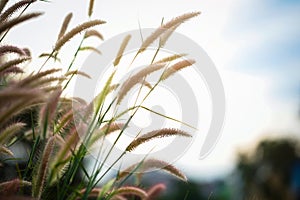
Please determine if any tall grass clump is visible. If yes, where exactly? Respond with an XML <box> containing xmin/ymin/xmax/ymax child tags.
<box><xmin>0</xmin><ymin>0</ymin><xmax>200</xmax><ymax>199</ymax></box>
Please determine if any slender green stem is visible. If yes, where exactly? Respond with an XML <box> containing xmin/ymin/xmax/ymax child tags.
<box><xmin>63</xmin><ymin>36</ymin><xmax>85</xmax><ymax>90</ymax></box>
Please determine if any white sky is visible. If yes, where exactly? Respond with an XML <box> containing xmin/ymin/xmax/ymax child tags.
<box><xmin>5</xmin><ymin>0</ymin><xmax>300</xmax><ymax>179</ymax></box>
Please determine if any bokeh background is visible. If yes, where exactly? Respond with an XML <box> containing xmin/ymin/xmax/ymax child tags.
<box><xmin>4</xmin><ymin>0</ymin><xmax>300</xmax><ymax>199</ymax></box>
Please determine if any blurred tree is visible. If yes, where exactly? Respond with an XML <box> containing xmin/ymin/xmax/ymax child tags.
<box><xmin>237</xmin><ymin>138</ymin><xmax>300</xmax><ymax>200</ymax></box>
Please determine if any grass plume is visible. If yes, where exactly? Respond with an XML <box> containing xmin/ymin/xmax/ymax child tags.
<box><xmin>79</xmin><ymin>46</ymin><xmax>101</xmax><ymax>55</ymax></box>
<box><xmin>146</xmin><ymin>183</ymin><xmax>166</xmax><ymax>200</ymax></box>
<box><xmin>115</xmin><ymin>186</ymin><xmax>148</xmax><ymax>199</ymax></box>
<box><xmin>57</xmin><ymin>12</ymin><xmax>73</xmax><ymax>40</ymax></box>
<box><xmin>0</xmin><ymin>6</ymin><xmax>201</xmax><ymax>199</ymax></box>
<box><xmin>117</xmin><ymin>63</ymin><xmax>165</xmax><ymax>104</ymax></box>
<box><xmin>154</xmin><ymin>53</ymin><xmax>187</xmax><ymax>64</ymax></box>
<box><xmin>0</xmin><ymin>0</ymin><xmax>35</xmax><ymax>22</ymax></box>
<box><xmin>118</xmin><ymin>158</ymin><xmax>187</xmax><ymax>182</ymax></box>
<box><xmin>65</xmin><ymin>70</ymin><xmax>91</xmax><ymax>79</ymax></box>
<box><xmin>54</xmin><ymin>19</ymin><xmax>106</xmax><ymax>52</ymax></box>
<box><xmin>0</xmin><ymin>57</ymin><xmax>30</xmax><ymax>73</ymax></box>
<box><xmin>113</xmin><ymin>34</ymin><xmax>131</xmax><ymax>66</ymax></box>
<box><xmin>126</xmin><ymin>128</ymin><xmax>191</xmax><ymax>152</ymax></box>
<box><xmin>0</xmin><ymin>0</ymin><xmax>9</xmax><ymax>14</ymax></box>
<box><xmin>134</xmin><ymin>12</ymin><xmax>200</xmax><ymax>59</ymax></box>
<box><xmin>0</xmin><ymin>179</ymin><xmax>32</xmax><ymax>196</ymax></box>
<box><xmin>32</xmin><ymin>135</ymin><xmax>56</xmax><ymax>199</ymax></box>
<box><xmin>161</xmin><ymin>59</ymin><xmax>195</xmax><ymax>80</ymax></box>
<box><xmin>0</xmin><ymin>12</ymin><xmax>43</xmax><ymax>35</ymax></box>
<box><xmin>0</xmin><ymin>122</ymin><xmax>25</xmax><ymax>144</ymax></box>
<box><xmin>88</xmin><ymin>0</ymin><xmax>95</xmax><ymax>17</ymax></box>
<box><xmin>0</xmin><ymin>45</ymin><xmax>26</xmax><ymax>56</ymax></box>
<box><xmin>84</xmin><ymin>29</ymin><xmax>104</xmax><ymax>40</ymax></box>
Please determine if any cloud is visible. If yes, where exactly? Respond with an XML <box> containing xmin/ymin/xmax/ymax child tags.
<box><xmin>226</xmin><ymin>0</ymin><xmax>300</xmax><ymax>99</ymax></box>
